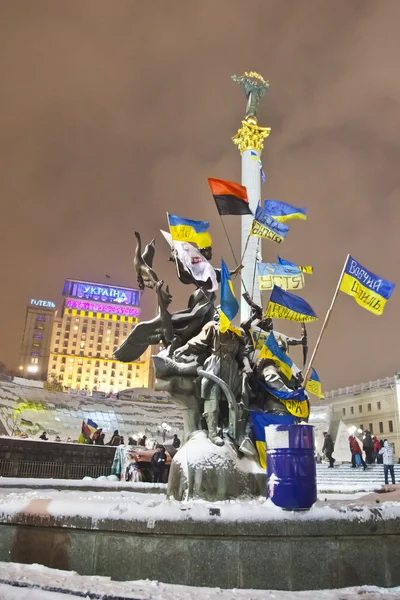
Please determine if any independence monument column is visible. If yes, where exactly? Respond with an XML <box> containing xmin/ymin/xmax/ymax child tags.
<box><xmin>232</xmin><ymin>72</ymin><xmax>271</xmax><ymax>321</ymax></box>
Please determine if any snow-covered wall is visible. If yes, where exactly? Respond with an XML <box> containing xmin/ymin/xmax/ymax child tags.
<box><xmin>0</xmin><ymin>381</ymin><xmax>183</xmax><ymax>441</ymax></box>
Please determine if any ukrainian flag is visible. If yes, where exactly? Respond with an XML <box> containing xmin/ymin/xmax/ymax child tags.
<box><xmin>259</xmin><ymin>381</ymin><xmax>310</xmax><ymax>419</ymax></box>
<box><xmin>306</xmin><ymin>368</ymin><xmax>324</xmax><ymax>399</ymax></box>
<box><xmin>258</xmin><ymin>332</ymin><xmax>293</xmax><ymax>380</ymax></box>
<box><xmin>250</xmin><ymin>411</ymin><xmax>296</xmax><ymax>469</ymax></box>
<box><xmin>339</xmin><ymin>255</ymin><xmax>395</xmax><ymax>316</ymax></box>
<box><xmin>220</xmin><ymin>259</ymin><xmax>241</xmax><ymax>335</ymax></box>
<box><xmin>265</xmin><ymin>286</ymin><xmax>318</xmax><ymax>323</ymax></box>
<box><xmin>250</xmin><ymin>204</ymin><xmax>290</xmax><ymax>243</ymax></box>
<box><xmin>168</xmin><ymin>214</ymin><xmax>212</xmax><ymax>248</ymax></box>
<box><xmin>277</xmin><ymin>256</ymin><xmax>313</xmax><ymax>275</ymax></box>
<box><xmin>87</xmin><ymin>418</ymin><xmax>99</xmax><ymax>433</ymax></box>
<box><xmin>264</xmin><ymin>200</ymin><xmax>307</xmax><ymax>222</ymax></box>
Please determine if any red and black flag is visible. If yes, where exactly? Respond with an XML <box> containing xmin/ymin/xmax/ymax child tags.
<box><xmin>208</xmin><ymin>178</ymin><xmax>253</xmax><ymax>216</ymax></box>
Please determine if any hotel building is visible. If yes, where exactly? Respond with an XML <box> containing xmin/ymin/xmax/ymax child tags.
<box><xmin>47</xmin><ymin>279</ymin><xmax>153</xmax><ymax>394</ymax></box>
<box><xmin>19</xmin><ymin>299</ymin><xmax>56</xmax><ymax>379</ymax></box>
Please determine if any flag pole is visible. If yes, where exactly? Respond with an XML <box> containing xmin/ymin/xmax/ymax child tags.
<box><xmin>166</xmin><ymin>212</ymin><xmax>181</xmax><ymax>280</ymax></box>
<box><xmin>303</xmin><ymin>254</ymin><xmax>349</xmax><ymax>386</ymax></box>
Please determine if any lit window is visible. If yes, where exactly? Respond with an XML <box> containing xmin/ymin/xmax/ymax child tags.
<box><xmin>74</xmin><ymin>326</ymin><xmax>79</xmax><ymax>331</ymax></box>
<box><xmin>69</xmin><ymin>366</ymin><xmax>73</xmax><ymax>371</ymax></box>
<box><xmin>70</xmin><ymin>358</ymin><xmax>74</xmax><ymax>362</ymax></box>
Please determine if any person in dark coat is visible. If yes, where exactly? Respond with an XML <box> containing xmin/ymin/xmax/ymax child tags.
<box><xmin>151</xmin><ymin>445</ymin><xmax>167</xmax><ymax>483</ymax></box>
<box><xmin>39</xmin><ymin>432</ymin><xmax>48</xmax><ymax>441</ymax></box>
<box><xmin>363</xmin><ymin>431</ymin><xmax>374</xmax><ymax>464</ymax></box>
<box><xmin>322</xmin><ymin>431</ymin><xmax>335</xmax><ymax>468</ymax></box>
<box><xmin>139</xmin><ymin>435</ymin><xmax>147</xmax><ymax>447</ymax></box>
<box><xmin>108</xmin><ymin>430</ymin><xmax>122</xmax><ymax>446</ymax></box>
<box><xmin>349</xmin><ymin>434</ymin><xmax>367</xmax><ymax>470</ymax></box>
<box><xmin>172</xmin><ymin>434</ymin><xmax>181</xmax><ymax>449</ymax></box>
<box><xmin>95</xmin><ymin>433</ymin><xmax>105</xmax><ymax>445</ymax></box>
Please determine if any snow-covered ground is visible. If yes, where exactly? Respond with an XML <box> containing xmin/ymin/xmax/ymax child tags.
<box><xmin>0</xmin><ymin>563</ymin><xmax>399</xmax><ymax>599</ymax></box>
<box><xmin>0</xmin><ymin>483</ymin><xmax>399</xmax><ymax>524</ymax></box>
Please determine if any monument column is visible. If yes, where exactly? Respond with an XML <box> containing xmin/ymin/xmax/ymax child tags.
<box><xmin>232</xmin><ymin>72</ymin><xmax>271</xmax><ymax>321</ymax></box>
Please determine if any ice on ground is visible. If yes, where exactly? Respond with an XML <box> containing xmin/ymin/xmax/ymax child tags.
<box><xmin>0</xmin><ymin>562</ymin><xmax>400</xmax><ymax>599</ymax></box>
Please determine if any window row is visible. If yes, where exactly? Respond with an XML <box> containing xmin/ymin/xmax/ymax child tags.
<box><xmin>358</xmin><ymin>421</ymin><xmax>394</xmax><ymax>435</ymax></box>
<box><xmin>342</xmin><ymin>401</ymin><xmax>381</xmax><ymax>416</ymax></box>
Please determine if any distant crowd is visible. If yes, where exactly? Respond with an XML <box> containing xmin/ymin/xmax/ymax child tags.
<box><xmin>320</xmin><ymin>430</ymin><xmax>397</xmax><ymax>485</ymax></box>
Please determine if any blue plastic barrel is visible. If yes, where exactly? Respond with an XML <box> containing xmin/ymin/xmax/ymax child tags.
<box><xmin>265</xmin><ymin>424</ymin><xmax>316</xmax><ymax>510</ymax></box>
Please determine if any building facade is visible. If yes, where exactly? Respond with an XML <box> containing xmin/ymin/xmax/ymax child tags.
<box><xmin>19</xmin><ymin>299</ymin><xmax>56</xmax><ymax>380</ymax></box>
<box><xmin>319</xmin><ymin>374</ymin><xmax>400</xmax><ymax>459</ymax></box>
<box><xmin>47</xmin><ymin>279</ymin><xmax>153</xmax><ymax>394</ymax></box>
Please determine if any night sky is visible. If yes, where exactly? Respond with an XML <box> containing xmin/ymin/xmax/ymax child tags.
<box><xmin>1</xmin><ymin>0</ymin><xmax>400</xmax><ymax>390</ymax></box>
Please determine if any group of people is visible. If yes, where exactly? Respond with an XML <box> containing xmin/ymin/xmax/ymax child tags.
<box><xmin>322</xmin><ymin>430</ymin><xmax>396</xmax><ymax>485</ymax></box>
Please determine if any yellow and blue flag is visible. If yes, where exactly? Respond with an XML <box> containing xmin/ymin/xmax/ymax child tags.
<box><xmin>257</xmin><ymin>262</ymin><xmax>304</xmax><ymax>291</ymax></box>
<box><xmin>168</xmin><ymin>214</ymin><xmax>212</xmax><ymax>248</ymax></box>
<box><xmin>250</xmin><ymin>204</ymin><xmax>290</xmax><ymax>244</ymax></box>
<box><xmin>265</xmin><ymin>286</ymin><xmax>318</xmax><ymax>323</ymax></box>
<box><xmin>258</xmin><ymin>380</ymin><xmax>309</xmax><ymax>419</ymax></box>
<box><xmin>277</xmin><ymin>256</ymin><xmax>313</xmax><ymax>275</ymax></box>
<box><xmin>305</xmin><ymin>368</ymin><xmax>324</xmax><ymax>399</ymax></box>
<box><xmin>87</xmin><ymin>418</ymin><xmax>99</xmax><ymax>433</ymax></box>
<box><xmin>250</xmin><ymin>150</ymin><xmax>266</xmax><ymax>182</ymax></box>
<box><xmin>339</xmin><ymin>255</ymin><xmax>395</xmax><ymax>316</ymax></box>
<box><xmin>249</xmin><ymin>411</ymin><xmax>296</xmax><ymax>469</ymax></box>
<box><xmin>258</xmin><ymin>332</ymin><xmax>293</xmax><ymax>380</ymax></box>
<box><xmin>264</xmin><ymin>200</ymin><xmax>307</xmax><ymax>222</ymax></box>
<box><xmin>220</xmin><ymin>259</ymin><xmax>241</xmax><ymax>335</ymax></box>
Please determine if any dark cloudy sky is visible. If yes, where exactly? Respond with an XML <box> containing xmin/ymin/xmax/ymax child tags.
<box><xmin>1</xmin><ymin>0</ymin><xmax>400</xmax><ymax>390</ymax></box>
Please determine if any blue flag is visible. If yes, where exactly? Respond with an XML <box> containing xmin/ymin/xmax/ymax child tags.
<box><xmin>250</xmin><ymin>411</ymin><xmax>296</xmax><ymax>469</ymax></box>
<box><xmin>265</xmin><ymin>286</ymin><xmax>318</xmax><ymax>323</ymax></box>
<box><xmin>264</xmin><ymin>200</ymin><xmax>307</xmax><ymax>222</ymax></box>
<box><xmin>220</xmin><ymin>259</ymin><xmax>241</xmax><ymax>335</ymax></box>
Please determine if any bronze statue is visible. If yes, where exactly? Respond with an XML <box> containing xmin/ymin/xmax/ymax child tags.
<box><xmin>134</xmin><ymin>231</ymin><xmax>158</xmax><ymax>290</ymax></box>
<box><xmin>173</xmin><ymin>312</ymin><xmax>252</xmax><ymax>446</ymax></box>
<box><xmin>232</xmin><ymin>72</ymin><xmax>269</xmax><ymax>122</ymax></box>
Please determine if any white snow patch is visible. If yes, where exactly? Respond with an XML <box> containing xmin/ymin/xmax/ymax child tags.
<box><xmin>0</xmin><ymin>562</ymin><xmax>400</xmax><ymax>599</ymax></box>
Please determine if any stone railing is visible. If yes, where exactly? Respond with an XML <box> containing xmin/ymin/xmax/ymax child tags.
<box><xmin>325</xmin><ymin>376</ymin><xmax>396</xmax><ymax>400</ymax></box>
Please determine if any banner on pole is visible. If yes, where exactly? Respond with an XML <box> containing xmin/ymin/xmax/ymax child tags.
<box><xmin>257</xmin><ymin>262</ymin><xmax>304</xmax><ymax>291</ymax></box>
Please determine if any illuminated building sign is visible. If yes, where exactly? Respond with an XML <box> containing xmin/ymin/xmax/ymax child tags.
<box><xmin>31</xmin><ymin>299</ymin><xmax>56</xmax><ymax>308</ymax></box>
<box><xmin>66</xmin><ymin>298</ymin><xmax>139</xmax><ymax>318</ymax></box>
<box><xmin>63</xmin><ymin>280</ymin><xmax>140</xmax><ymax>307</ymax></box>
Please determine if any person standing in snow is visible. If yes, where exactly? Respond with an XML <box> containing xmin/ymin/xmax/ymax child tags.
<box><xmin>379</xmin><ymin>439</ymin><xmax>396</xmax><ymax>485</ymax></box>
<box><xmin>322</xmin><ymin>432</ymin><xmax>335</xmax><ymax>468</ymax></box>
<box><xmin>372</xmin><ymin>435</ymin><xmax>381</xmax><ymax>463</ymax></box>
<box><xmin>363</xmin><ymin>431</ymin><xmax>374</xmax><ymax>464</ymax></box>
<box><xmin>151</xmin><ymin>445</ymin><xmax>167</xmax><ymax>483</ymax></box>
<box><xmin>349</xmin><ymin>434</ymin><xmax>367</xmax><ymax>470</ymax></box>
<box><xmin>172</xmin><ymin>434</ymin><xmax>181</xmax><ymax>449</ymax></box>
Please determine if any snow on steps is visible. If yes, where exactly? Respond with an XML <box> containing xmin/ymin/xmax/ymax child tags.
<box><xmin>317</xmin><ymin>463</ymin><xmax>400</xmax><ymax>493</ymax></box>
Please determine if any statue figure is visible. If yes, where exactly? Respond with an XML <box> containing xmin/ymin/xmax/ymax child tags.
<box><xmin>134</xmin><ymin>231</ymin><xmax>158</xmax><ymax>290</ymax></box>
<box><xmin>114</xmin><ymin>280</ymin><xmax>173</xmax><ymax>362</ymax></box>
<box><xmin>231</xmin><ymin>72</ymin><xmax>269</xmax><ymax>122</ymax></box>
<box><xmin>173</xmin><ymin>311</ymin><xmax>252</xmax><ymax>446</ymax></box>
